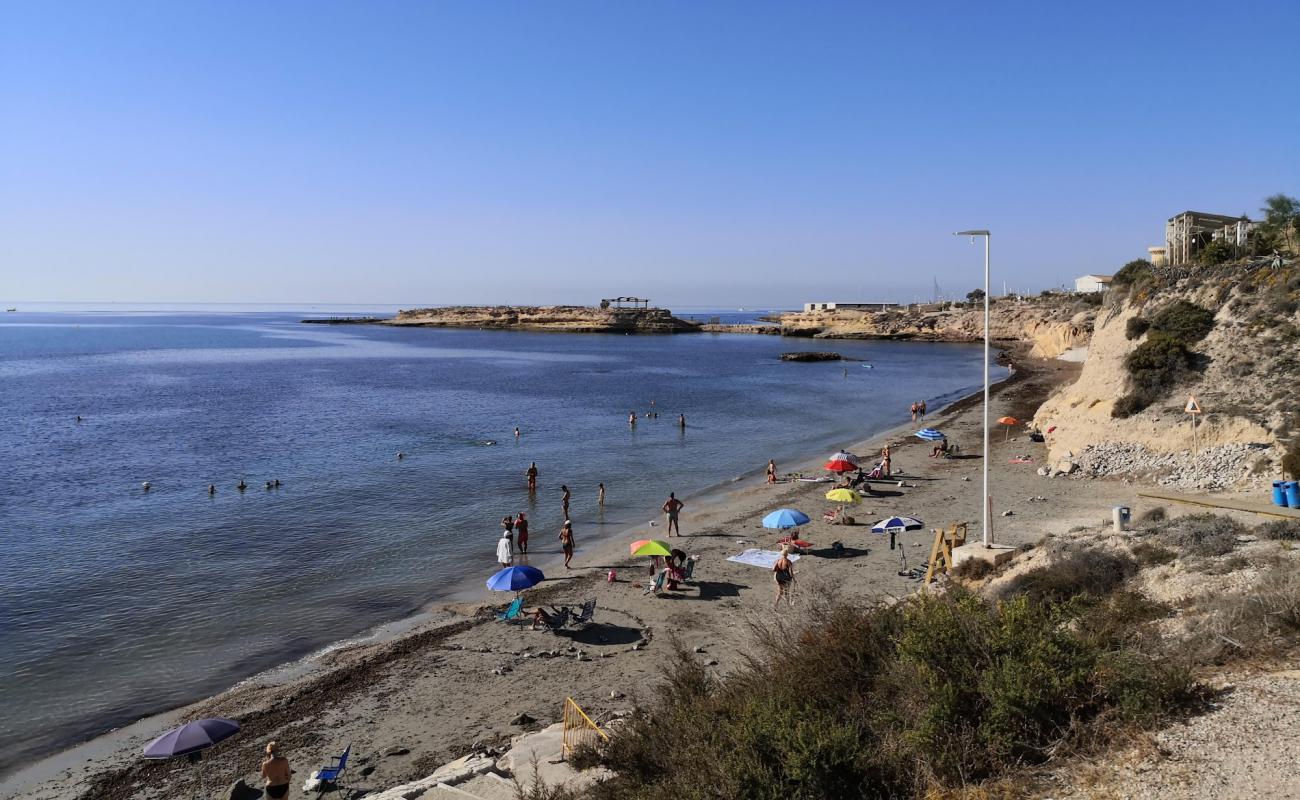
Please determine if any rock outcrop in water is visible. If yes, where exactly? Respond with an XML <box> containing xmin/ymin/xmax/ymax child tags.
<box><xmin>364</xmin><ymin>306</ymin><xmax>700</xmax><ymax>334</ymax></box>
<box><xmin>780</xmin><ymin>351</ymin><xmax>843</xmax><ymax>362</ymax></box>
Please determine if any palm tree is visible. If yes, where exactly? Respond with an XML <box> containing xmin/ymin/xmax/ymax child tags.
<box><xmin>1260</xmin><ymin>194</ymin><xmax>1300</xmax><ymax>253</ymax></box>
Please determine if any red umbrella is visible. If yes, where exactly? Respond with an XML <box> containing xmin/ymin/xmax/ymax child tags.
<box><xmin>824</xmin><ymin>450</ymin><xmax>859</xmax><ymax>473</ymax></box>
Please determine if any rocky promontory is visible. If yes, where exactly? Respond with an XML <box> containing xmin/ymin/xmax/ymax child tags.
<box><xmin>322</xmin><ymin>305</ymin><xmax>702</xmax><ymax>334</ymax></box>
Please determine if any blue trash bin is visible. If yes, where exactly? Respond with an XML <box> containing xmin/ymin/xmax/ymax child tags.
<box><xmin>1275</xmin><ymin>481</ymin><xmax>1289</xmax><ymax>507</ymax></box>
<box><xmin>1287</xmin><ymin>481</ymin><xmax>1300</xmax><ymax>510</ymax></box>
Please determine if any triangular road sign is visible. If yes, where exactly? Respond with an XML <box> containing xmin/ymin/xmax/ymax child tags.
<box><xmin>1185</xmin><ymin>396</ymin><xmax>1202</xmax><ymax>414</ymax></box>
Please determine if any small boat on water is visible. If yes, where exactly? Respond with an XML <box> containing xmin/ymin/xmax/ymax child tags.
<box><xmin>5</xmin><ymin>308</ymin><xmax>15</xmax><ymax>312</ymax></box>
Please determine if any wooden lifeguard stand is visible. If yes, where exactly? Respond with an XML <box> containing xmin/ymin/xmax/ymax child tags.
<box><xmin>924</xmin><ymin>523</ymin><xmax>968</xmax><ymax>583</ymax></box>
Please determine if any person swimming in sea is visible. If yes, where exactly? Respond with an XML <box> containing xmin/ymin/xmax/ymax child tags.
<box><xmin>514</xmin><ymin>426</ymin><xmax>521</xmax><ymax>438</ymax></box>
<box><xmin>208</xmin><ymin>484</ymin><xmax>216</xmax><ymax>495</ymax></box>
<box><xmin>237</xmin><ymin>480</ymin><xmax>247</xmax><ymax>491</ymax></box>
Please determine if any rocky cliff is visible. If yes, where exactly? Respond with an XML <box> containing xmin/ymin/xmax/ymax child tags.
<box><xmin>777</xmin><ymin>298</ymin><xmax>1094</xmax><ymax>359</ymax></box>
<box><xmin>382</xmin><ymin>305</ymin><xmax>700</xmax><ymax>333</ymax></box>
<box><xmin>1033</xmin><ymin>259</ymin><xmax>1299</xmax><ymax>488</ymax></box>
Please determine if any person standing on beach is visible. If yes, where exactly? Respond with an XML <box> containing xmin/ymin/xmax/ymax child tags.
<box><xmin>559</xmin><ymin>520</ymin><xmax>575</xmax><ymax>568</ymax></box>
<box><xmin>662</xmin><ymin>492</ymin><xmax>684</xmax><ymax>536</ymax></box>
<box><xmin>919</xmin><ymin>400</ymin><xmax>927</xmax><ymax>420</ymax></box>
<box><xmin>881</xmin><ymin>446</ymin><xmax>892</xmax><ymax>477</ymax></box>
<box><xmin>502</xmin><ymin>515</ymin><xmax>515</xmax><ymax>542</ymax></box>
<box><xmin>561</xmin><ymin>484</ymin><xmax>571</xmax><ymax>517</ymax></box>
<box><xmin>514</xmin><ymin>512</ymin><xmax>529</xmax><ymax>554</ymax></box>
<box><xmin>772</xmin><ymin>546</ymin><xmax>795</xmax><ymax>608</ymax></box>
<box><xmin>261</xmin><ymin>742</ymin><xmax>291</xmax><ymax>799</ymax></box>
<box><xmin>496</xmin><ymin>530</ymin><xmax>514</xmax><ymax>568</ymax></box>
<box><xmin>766</xmin><ymin>459</ymin><xmax>777</xmax><ymax>484</ymax></box>
<box><xmin>526</xmin><ymin>462</ymin><xmax>538</xmax><ymax>492</ymax></box>
<box><xmin>910</xmin><ymin>402</ymin><xmax>918</xmax><ymax>423</ymax></box>
<box><xmin>598</xmin><ymin>482</ymin><xmax>605</xmax><ymax>507</ymax></box>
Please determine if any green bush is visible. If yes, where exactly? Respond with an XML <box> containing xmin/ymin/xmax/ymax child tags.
<box><xmin>588</xmin><ymin>586</ymin><xmax>1196</xmax><ymax>800</ymax></box>
<box><xmin>1113</xmin><ymin>332</ymin><xmax>1192</xmax><ymax>416</ymax></box>
<box><xmin>1198</xmin><ymin>239</ymin><xmax>1234</xmax><ymax>265</ymax></box>
<box><xmin>1149</xmin><ymin>301</ymin><xmax>1215</xmax><ymax>344</ymax></box>
<box><xmin>1112</xmin><ymin>259</ymin><xmax>1154</xmax><ymax>287</ymax></box>
<box><xmin>1125</xmin><ymin>316</ymin><xmax>1150</xmax><ymax>340</ymax></box>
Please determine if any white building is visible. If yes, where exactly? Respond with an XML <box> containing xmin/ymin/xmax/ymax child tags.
<box><xmin>1073</xmin><ymin>274</ymin><xmax>1113</xmax><ymax>293</ymax></box>
<box><xmin>802</xmin><ymin>301</ymin><xmax>900</xmax><ymax>312</ymax></box>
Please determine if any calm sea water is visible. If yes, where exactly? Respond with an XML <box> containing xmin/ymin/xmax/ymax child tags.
<box><xmin>0</xmin><ymin>307</ymin><xmax>991</xmax><ymax>773</ymax></box>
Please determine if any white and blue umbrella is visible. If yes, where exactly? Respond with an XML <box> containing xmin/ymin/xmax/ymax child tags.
<box><xmin>871</xmin><ymin>516</ymin><xmax>923</xmax><ymax>533</ymax></box>
<box><xmin>914</xmin><ymin>428</ymin><xmax>946</xmax><ymax>441</ymax></box>
<box><xmin>762</xmin><ymin>508</ymin><xmax>811</xmax><ymax>529</ymax></box>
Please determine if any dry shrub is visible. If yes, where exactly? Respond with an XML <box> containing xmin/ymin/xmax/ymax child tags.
<box><xmin>1130</xmin><ymin>541</ymin><xmax>1176</xmax><ymax>567</ymax></box>
<box><xmin>1256</xmin><ymin>519</ymin><xmax>1300</xmax><ymax>541</ymax></box>
<box><xmin>998</xmin><ymin>543</ymin><xmax>1137</xmax><ymax>605</ymax></box>
<box><xmin>953</xmin><ymin>557</ymin><xmax>995</xmax><ymax>581</ymax></box>
<box><xmin>1153</xmin><ymin>513</ymin><xmax>1243</xmax><ymax>557</ymax></box>
<box><xmin>1184</xmin><ymin>562</ymin><xmax>1300</xmax><ymax>664</ymax></box>
<box><xmin>1137</xmin><ymin>507</ymin><xmax>1166</xmax><ymax>525</ymax></box>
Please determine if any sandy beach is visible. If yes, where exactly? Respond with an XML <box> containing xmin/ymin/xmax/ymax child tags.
<box><xmin>2</xmin><ymin>352</ymin><xmax>1152</xmax><ymax>800</ymax></box>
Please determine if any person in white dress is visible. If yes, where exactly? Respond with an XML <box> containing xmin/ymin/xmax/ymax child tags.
<box><xmin>496</xmin><ymin>530</ymin><xmax>513</xmax><ymax>568</ymax></box>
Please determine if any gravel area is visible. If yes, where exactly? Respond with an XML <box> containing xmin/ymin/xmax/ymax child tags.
<box><xmin>1069</xmin><ymin>442</ymin><xmax>1271</xmax><ymax>491</ymax></box>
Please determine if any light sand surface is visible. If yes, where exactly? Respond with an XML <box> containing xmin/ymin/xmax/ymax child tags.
<box><xmin>6</xmin><ymin>356</ymin><xmax>1157</xmax><ymax>800</ymax></box>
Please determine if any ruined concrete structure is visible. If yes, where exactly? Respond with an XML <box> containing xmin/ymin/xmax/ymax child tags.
<box><xmin>1165</xmin><ymin>211</ymin><xmax>1256</xmax><ymax>266</ymax></box>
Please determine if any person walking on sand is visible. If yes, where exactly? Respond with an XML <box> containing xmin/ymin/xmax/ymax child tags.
<box><xmin>766</xmin><ymin>459</ymin><xmax>777</xmax><ymax>484</ymax></box>
<box><xmin>560</xmin><ymin>484</ymin><xmax>571</xmax><ymax>517</ymax></box>
<box><xmin>597</xmin><ymin>482</ymin><xmax>605</xmax><ymax>507</ymax></box>
<box><xmin>261</xmin><ymin>742</ymin><xmax>292</xmax><ymax>799</ymax></box>
<box><xmin>919</xmin><ymin>400</ymin><xmax>927</xmax><ymax>420</ymax></box>
<box><xmin>881</xmin><ymin>446</ymin><xmax>891</xmax><ymax>478</ymax></box>
<box><xmin>910</xmin><ymin>401</ymin><xmax>918</xmax><ymax>423</ymax></box>
<box><xmin>772</xmin><ymin>545</ymin><xmax>795</xmax><ymax>608</ymax></box>
<box><xmin>514</xmin><ymin>512</ymin><xmax>529</xmax><ymax>554</ymax></box>
<box><xmin>496</xmin><ymin>530</ymin><xmax>513</xmax><ymax>568</ymax></box>
<box><xmin>662</xmin><ymin>492</ymin><xmax>684</xmax><ymax>536</ymax></box>
<box><xmin>559</xmin><ymin>520</ymin><xmax>575</xmax><ymax>568</ymax></box>
<box><xmin>526</xmin><ymin>462</ymin><xmax>538</xmax><ymax>492</ymax></box>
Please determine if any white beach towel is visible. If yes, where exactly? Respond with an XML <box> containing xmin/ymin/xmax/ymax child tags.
<box><xmin>726</xmin><ymin>548</ymin><xmax>802</xmax><ymax>569</ymax></box>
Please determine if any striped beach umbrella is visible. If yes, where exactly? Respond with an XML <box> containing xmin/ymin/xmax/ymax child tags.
<box><xmin>914</xmin><ymin>428</ymin><xmax>946</xmax><ymax>441</ymax></box>
<box><xmin>870</xmin><ymin>516</ymin><xmax>923</xmax><ymax>533</ymax></box>
<box><xmin>824</xmin><ymin>450</ymin><xmax>859</xmax><ymax>472</ymax></box>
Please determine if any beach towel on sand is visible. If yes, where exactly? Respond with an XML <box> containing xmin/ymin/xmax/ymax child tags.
<box><xmin>727</xmin><ymin>549</ymin><xmax>802</xmax><ymax>569</ymax></box>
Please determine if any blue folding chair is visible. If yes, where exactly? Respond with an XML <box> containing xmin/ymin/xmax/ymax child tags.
<box><xmin>315</xmin><ymin>744</ymin><xmax>350</xmax><ymax>795</ymax></box>
<box><xmin>495</xmin><ymin>596</ymin><xmax>525</xmax><ymax>622</ymax></box>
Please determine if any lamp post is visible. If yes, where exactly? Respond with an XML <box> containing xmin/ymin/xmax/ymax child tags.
<box><xmin>954</xmin><ymin>230</ymin><xmax>992</xmax><ymax>547</ymax></box>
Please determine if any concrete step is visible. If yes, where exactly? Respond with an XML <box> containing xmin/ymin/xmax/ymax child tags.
<box><xmin>454</xmin><ymin>772</ymin><xmax>518</xmax><ymax>800</ymax></box>
<box><xmin>425</xmin><ymin>786</ymin><xmax>481</xmax><ymax>800</ymax></box>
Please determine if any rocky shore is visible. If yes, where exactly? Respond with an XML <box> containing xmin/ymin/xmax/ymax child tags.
<box><xmin>326</xmin><ymin>305</ymin><xmax>701</xmax><ymax>333</ymax></box>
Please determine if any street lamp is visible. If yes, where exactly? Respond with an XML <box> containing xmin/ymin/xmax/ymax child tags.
<box><xmin>954</xmin><ymin>229</ymin><xmax>992</xmax><ymax>547</ymax></box>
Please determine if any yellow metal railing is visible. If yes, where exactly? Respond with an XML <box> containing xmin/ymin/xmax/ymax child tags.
<box><xmin>561</xmin><ymin>697</ymin><xmax>608</xmax><ymax>758</ymax></box>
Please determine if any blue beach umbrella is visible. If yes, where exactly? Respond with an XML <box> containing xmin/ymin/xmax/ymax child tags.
<box><xmin>486</xmin><ymin>565</ymin><xmax>545</xmax><ymax>592</ymax></box>
<box><xmin>871</xmin><ymin>516</ymin><xmax>924</xmax><ymax>534</ymax></box>
<box><xmin>143</xmin><ymin>718</ymin><xmax>241</xmax><ymax>758</ymax></box>
<box><xmin>762</xmin><ymin>508</ymin><xmax>811</xmax><ymax>529</ymax></box>
<box><xmin>914</xmin><ymin>428</ymin><xmax>946</xmax><ymax>441</ymax></box>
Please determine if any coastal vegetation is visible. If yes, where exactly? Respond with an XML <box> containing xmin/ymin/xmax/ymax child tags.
<box><xmin>1113</xmin><ymin>300</ymin><xmax>1215</xmax><ymax>418</ymax></box>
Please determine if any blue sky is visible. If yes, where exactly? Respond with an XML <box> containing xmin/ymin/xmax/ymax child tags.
<box><xmin>2</xmin><ymin>0</ymin><xmax>1298</xmax><ymax>308</ymax></box>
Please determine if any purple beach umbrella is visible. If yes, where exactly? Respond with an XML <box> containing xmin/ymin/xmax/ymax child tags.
<box><xmin>143</xmin><ymin>718</ymin><xmax>241</xmax><ymax>758</ymax></box>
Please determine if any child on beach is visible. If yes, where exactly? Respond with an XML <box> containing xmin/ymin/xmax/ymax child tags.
<box><xmin>559</xmin><ymin>520</ymin><xmax>575</xmax><ymax>568</ymax></box>
<box><xmin>772</xmin><ymin>546</ymin><xmax>795</xmax><ymax>608</ymax></box>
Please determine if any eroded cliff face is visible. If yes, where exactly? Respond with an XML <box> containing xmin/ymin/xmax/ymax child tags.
<box><xmin>777</xmin><ymin>300</ymin><xmax>1093</xmax><ymax>359</ymax></box>
<box><xmin>384</xmin><ymin>306</ymin><xmax>698</xmax><ymax>333</ymax></box>
<box><xmin>1032</xmin><ymin>267</ymin><xmax>1298</xmax><ymax>485</ymax></box>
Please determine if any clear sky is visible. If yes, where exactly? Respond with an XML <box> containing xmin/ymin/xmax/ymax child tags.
<box><xmin>3</xmin><ymin>1</ymin><xmax>1298</xmax><ymax>308</ymax></box>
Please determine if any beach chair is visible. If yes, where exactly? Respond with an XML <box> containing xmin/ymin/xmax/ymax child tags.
<box><xmin>569</xmin><ymin>599</ymin><xmax>597</xmax><ymax>628</ymax></box>
<box><xmin>314</xmin><ymin>743</ymin><xmax>350</xmax><ymax>796</ymax></box>
<box><xmin>495</xmin><ymin>596</ymin><xmax>525</xmax><ymax>622</ymax></box>
<box><xmin>681</xmin><ymin>556</ymin><xmax>698</xmax><ymax>583</ymax></box>
<box><xmin>539</xmin><ymin>607</ymin><xmax>570</xmax><ymax>633</ymax></box>
<box><xmin>643</xmin><ymin>569</ymin><xmax>667</xmax><ymax>596</ymax></box>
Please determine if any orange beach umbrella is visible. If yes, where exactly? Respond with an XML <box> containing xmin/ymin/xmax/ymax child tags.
<box><xmin>998</xmin><ymin>416</ymin><xmax>1019</xmax><ymax>440</ymax></box>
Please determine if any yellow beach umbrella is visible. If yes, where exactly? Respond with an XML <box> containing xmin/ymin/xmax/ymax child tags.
<box><xmin>825</xmin><ymin>488</ymin><xmax>862</xmax><ymax>504</ymax></box>
<box><xmin>630</xmin><ymin>539</ymin><xmax>673</xmax><ymax>557</ymax></box>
